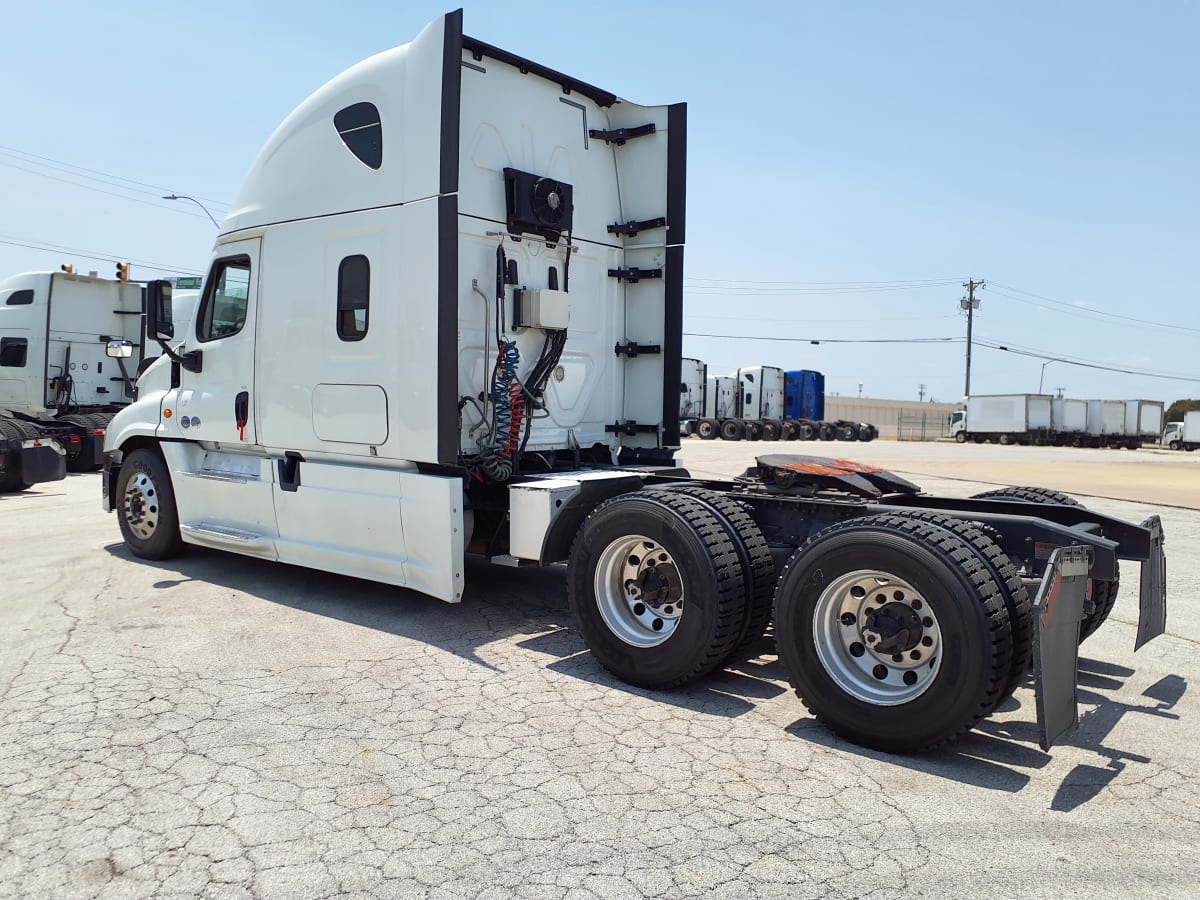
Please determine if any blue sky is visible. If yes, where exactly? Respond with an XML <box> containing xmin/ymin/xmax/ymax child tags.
<box><xmin>2</xmin><ymin>1</ymin><xmax>1196</xmax><ymax>404</ymax></box>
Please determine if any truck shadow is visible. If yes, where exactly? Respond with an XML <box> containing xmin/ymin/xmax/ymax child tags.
<box><xmin>102</xmin><ymin>543</ymin><xmax>787</xmax><ymax>718</ymax></box>
<box><xmin>787</xmin><ymin>662</ymin><xmax>1187</xmax><ymax>807</ymax></box>
<box><xmin>102</xmin><ymin>542</ymin><xmax>1181</xmax><ymax>788</ymax></box>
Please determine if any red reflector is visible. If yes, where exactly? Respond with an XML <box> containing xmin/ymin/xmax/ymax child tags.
<box><xmin>69</xmin><ymin>435</ymin><xmax>82</xmax><ymax>444</ymax></box>
<box><xmin>94</xmin><ymin>430</ymin><xmax>105</xmax><ymax>436</ymax></box>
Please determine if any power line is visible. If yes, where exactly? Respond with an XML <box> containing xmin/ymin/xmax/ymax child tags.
<box><xmin>0</xmin><ymin>145</ymin><xmax>230</xmax><ymax>208</ymax></box>
<box><xmin>990</xmin><ymin>280</ymin><xmax>1200</xmax><ymax>334</ymax></box>
<box><xmin>683</xmin><ymin>332</ymin><xmax>961</xmax><ymax>344</ymax></box>
<box><xmin>974</xmin><ymin>336</ymin><xmax>1200</xmax><ymax>384</ymax></box>
<box><xmin>686</xmin><ymin>276</ymin><xmax>960</xmax><ymax>286</ymax></box>
<box><xmin>0</xmin><ymin>159</ymin><xmax>217</xmax><ymax>221</ymax></box>
<box><xmin>688</xmin><ymin>313</ymin><xmax>959</xmax><ymax>323</ymax></box>
<box><xmin>0</xmin><ymin>236</ymin><xmax>203</xmax><ymax>275</ymax></box>
<box><xmin>685</xmin><ymin>283</ymin><xmax>960</xmax><ymax>296</ymax></box>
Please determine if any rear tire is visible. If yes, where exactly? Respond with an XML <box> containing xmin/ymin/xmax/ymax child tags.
<box><xmin>720</xmin><ymin>419</ymin><xmax>745</xmax><ymax>441</ymax></box>
<box><xmin>762</xmin><ymin>418</ymin><xmax>783</xmax><ymax>441</ymax></box>
<box><xmin>116</xmin><ymin>447</ymin><xmax>184</xmax><ymax>560</ymax></box>
<box><xmin>568</xmin><ymin>491</ymin><xmax>747</xmax><ymax>689</ymax></box>
<box><xmin>746</xmin><ymin>421</ymin><xmax>764</xmax><ymax>441</ymax></box>
<box><xmin>647</xmin><ymin>487</ymin><xmax>775</xmax><ymax>661</ymax></box>
<box><xmin>836</xmin><ymin>423</ymin><xmax>859</xmax><ymax>441</ymax></box>
<box><xmin>773</xmin><ymin>514</ymin><xmax>1013</xmax><ymax>753</ymax></box>
<box><xmin>818</xmin><ymin>422</ymin><xmax>836</xmax><ymax>441</ymax></box>
<box><xmin>799</xmin><ymin>420</ymin><xmax>817</xmax><ymax>441</ymax></box>
<box><xmin>783</xmin><ymin>420</ymin><xmax>801</xmax><ymax>441</ymax></box>
<box><xmin>696</xmin><ymin>418</ymin><xmax>719</xmax><ymax>440</ymax></box>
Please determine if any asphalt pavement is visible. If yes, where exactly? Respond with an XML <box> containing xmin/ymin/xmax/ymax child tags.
<box><xmin>1</xmin><ymin>441</ymin><xmax>1196</xmax><ymax>898</ymax></box>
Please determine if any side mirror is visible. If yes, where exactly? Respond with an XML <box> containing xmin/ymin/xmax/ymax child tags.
<box><xmin>106</xmin><ymin>340</ymin><xmax>134</xmax><ymax>358</ymax></box>
<box><xmin>144</xmin><ymin>279</ymin><xmax>175</xmax><ymax>341</ymax></box>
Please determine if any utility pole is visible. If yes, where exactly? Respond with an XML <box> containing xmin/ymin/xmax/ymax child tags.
<box><xmin>918</xmin><ymin>383</ymin><xmax>927</xmax><ymax>402</ymax></box>
<box><xmin>960</xmin><ymin>278</ymin><xmax>985</xmax><ymax>398</ymax></box>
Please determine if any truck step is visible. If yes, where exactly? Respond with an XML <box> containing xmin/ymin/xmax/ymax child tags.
<box><xmin>180</xmin><ymin>522</ymin><xmax>270</xmax><ymax>549</ymax></box>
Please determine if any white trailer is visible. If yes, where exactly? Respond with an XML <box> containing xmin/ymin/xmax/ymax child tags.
<box><xmin>1122</xmin><ymin>400</ymin><xmax>1164</xmax><ymax>449</ymax></box>
<box><xmin>952</xmin><ymin>394</ymin><xmax>1053</xmax><ymax>444</ymax></box>
<box><xmin>101</xmin><ymin>10</ymin><xmax>1167</xmax><ymax>755</ymax></box>
<box><xmin>0</xmin><ymin>270</ymin><xmax>160</xmax><ymax>491</ymax></box>
<box><xmin>678</xmin><ymin>357</ymin><xmax>706</xmax><ymax>437</ymax></box>
<box><xmin>1051</xmin><ymin>398</ymin><xmax>1087</xmax><ymax>440</ymax></box>
<box><xmin>1086</xmin><ymin>399</ymin><xmax>1128</xmax><ymax>448</ymax></box>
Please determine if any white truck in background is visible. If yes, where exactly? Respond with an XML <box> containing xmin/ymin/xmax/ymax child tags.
<box><xmin>100</xmin><ymin>9</ymin><xmax>1167</xmax><ymax>754</ymax></box>
<box><xmin>1163</xmin><ymin>411</ymin><xmax>1200</xmax><ymax>450</ymax></box>
<box><xmin>950</xmin><ymin>393</ymin><xmax>1053</xmax><ymax>445</ymax></box>
<box><xmin>678</xmin><ymin>356</ymin><xmax>707</xmax><ymax>437</ymax></box>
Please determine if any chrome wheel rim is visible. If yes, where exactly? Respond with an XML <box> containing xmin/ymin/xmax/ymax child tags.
<box><xmin>594</xmin><ymin>534</ymin><xmax>684</xmax><ymax>648</ymax></box>
<box><xmin>123</xmin><ymin>471</ymin><xmax>160</xmax><ymax>540</ymax></box>
<box><xmin>813</xmin><ymin>569</ymin><xmax>942</xmax><ymax>705</ymax></box>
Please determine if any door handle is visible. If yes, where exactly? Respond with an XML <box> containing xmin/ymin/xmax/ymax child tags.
<box><xmin>234</xmin><ymin>391</ymin><xmax>249</xmax><ymax>440</ymax></box>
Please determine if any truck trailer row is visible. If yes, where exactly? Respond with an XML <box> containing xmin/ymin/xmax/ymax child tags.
<box><xmin>678</xmin><ymin>359</ymin><xmax>878</xmax><ymax>443</ymax></box>
<box><xmin>949</xmin><ymin>393</ymin><xmax>1165</xmax><ymax>449</ymax></box>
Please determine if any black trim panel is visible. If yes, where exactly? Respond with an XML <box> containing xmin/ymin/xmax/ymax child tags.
<box><xmin>666</xmin><ymin>103</ymin><xmax>687</xmax><ymax>245</ymax></box>
<box><xmin>661</xmin><ymin>245</ymin><xmax>684</xmax><ymax>446</ymax></box>
<box><xmin>440</xmin><ymin>9</ymin><xmax>464</xmax><ymax>195</ymax></box>
<box><xmin>437</xmin><ymin>194</ymin><xmax>459</xmax><ymax>465</ymax></box>
<box><xmin>461</xmin><ymin>35</ymin><xmax>617</xmax><ymax>108</ymax></box>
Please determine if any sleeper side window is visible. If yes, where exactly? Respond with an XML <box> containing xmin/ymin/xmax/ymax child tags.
<box><xmin>5</xmin><ymin>290</ymin><xmax>34</xmax><ymax>306</ymax></box>
<box><xmin>334</xmin><ymin>103</ymin><xmax>382</xmax><ymax>170</ymax></box>
<box><xmin>197</xmin><ymin>257</ymin><xmax>251</xmax><ymax>343</ymax></box>
<box><xmin>1</xmin><ymin>337</ymin><xmax>28</xmax><ymax>367</ymax></box>
<box><xmin>337</xmin><ymin>255</ymin><xmax>370</xmax><ymax>341</ymax></box>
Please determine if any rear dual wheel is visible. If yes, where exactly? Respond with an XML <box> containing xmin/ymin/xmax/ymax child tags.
<box><xmin>569</xmin><ymin>491</ymin><xmax>751</xmax><ymax>688</ymax></box>
<box><xmin>773</xmin><ymin>514</ymin><xmax>1013</xmax><ymax>753</ymax></box>
<box><xmin>695</xmin><ymin>418</ymin><xmax>720</xmax><ymax>440</ymax></box>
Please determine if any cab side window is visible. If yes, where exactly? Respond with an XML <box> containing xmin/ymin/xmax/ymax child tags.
<box><xmin>337</xmin><ymin>255</ymin><xmax>370</xmax><ymax>341</ymax></box>
<box><xmin>1</xmin><ymin>337</ymin><xmax>28</xmax><ymax>367</ymax></box>
<box><xmin>197</xmin><ymin>257</ymin><xmax>251</xmax><ymax>342</ymax></box>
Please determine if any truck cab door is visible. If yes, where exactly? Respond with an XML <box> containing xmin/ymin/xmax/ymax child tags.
<box><xmin>177</xmin><ymin>239</ymin><xmax>260</xmax><ymax>444</ymax></box>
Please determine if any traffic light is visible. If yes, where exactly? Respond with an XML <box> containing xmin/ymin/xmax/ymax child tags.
<box><xmin>115</xmin><ymin>262</ymin><xmax>130</xmax><ymax>283</ymax></box>
<box><xmin>60</xmin><ymin>264</ymin><xmax>74</xmax><ymax>274</ymax></box>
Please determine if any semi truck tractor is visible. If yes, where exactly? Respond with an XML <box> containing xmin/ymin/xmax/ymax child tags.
<box><xmin>950</xmin><ymin>393</ymin><xmax>1053</xmax><ymax>444</ymax></box>
<box><xmin>0</xmin><ymin>270</ymin><xmax>161</xmax><ymax>491</ymax></box>
<box><xmin>678</xmin><ymin>357</ymin><xmax>706</xmax><ymax>437</ymax></box>
<box><xmin>102</xmin><ymin>10</ymin><xmax>1167</xmax><ymax>754</ymax></box>
<box><xmin>1162</xmin><ymin>411</ymin><xmax>1200</xmax><ymax>450</ymax></box>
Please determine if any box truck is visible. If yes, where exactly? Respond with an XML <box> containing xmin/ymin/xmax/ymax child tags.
<box><xmin>102</xmin><ymin>10</ymin><xmax>1166</xmax><ymax>753</ymax></box>
<box><xmin>1086</xmin><ymin>400</ymin><xmax>1127</xmax><ymax>448</ymax></box>
<box><xmin>1122</xmin><ymin>400</ymin><xmax>1164</xmax><ymax>450</ymax></box>
<box><xmin>1163</xmin><ymin>411</ymin><xmax>1200</xmax><ymax>451</ymax></box>
<box><xmin>1050</xmin><ymin>398</ymin><xmax>1088</xmax><ymax>445</ymax></box>
<box><xmin>950</xmin><ymin>394</ymin><xmax>1053</xmax><ymax>444</ymax></box>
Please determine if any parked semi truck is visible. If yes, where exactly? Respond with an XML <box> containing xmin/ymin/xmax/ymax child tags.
<box><xmin>102</xmin><ymin>10</ymin><xmax>1167</xmax><ymax>754</ymax></box>
<box><xmin>1163</xmin><ymin>411</ymin><xmax>1200</xmax><ymax>451</ymax></box>
<box><xmin>0</xmin><ymin>269</ymin><xmax>161</xmax><ymax>491</ymax></box>
<box><xmin>678</xmin><ymin>356</ymin><xmax>706</xmax><ymax>437</ymax></box>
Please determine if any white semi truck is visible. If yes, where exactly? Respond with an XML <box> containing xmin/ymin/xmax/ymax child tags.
<box><xmin>0</xmin><ymin>270</ymin><xmax>161</xmax><ymax>491</ymax></box>
<box><xmin>677</xmin><ymin>357</ymin><xmax>707</xmax><ymax>437</ymax></box>
<box><xmin>102</xmin><ymin>10</ymin><xmax>1167</xmax><ymax>754</ymax></box>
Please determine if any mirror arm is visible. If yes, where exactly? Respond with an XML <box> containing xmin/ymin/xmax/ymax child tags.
<box><xmin>155</xmin><ymin>337</ymin><xmax>203</xmax><ymax>374</ymax></box>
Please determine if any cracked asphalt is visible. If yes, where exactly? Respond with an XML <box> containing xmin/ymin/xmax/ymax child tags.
<box><xmin>2</xmin><ymin>442</ymin><xmax>1197</xmax><ymax>898</ymax></box>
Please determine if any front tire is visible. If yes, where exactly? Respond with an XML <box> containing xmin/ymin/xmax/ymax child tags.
<box><xmin>1169</xmin><ymin>440</ymin><xmax>1182</xmax><ymax>451</ymax></box>
<box><xmin>695</xmin><ymin>418</ymin><xmax>719</xmax><ymax>440</ymax></box>
<box><xmin>568</xmin><ymin>491</ymin><xmax>747</xmax><ymax>689</ymax></box>
<box><xmin>954</xmin><ymin>431</ymin><xmax>967</xmax><ymax>443</ymax></box>
<box><xmin>116</xmin><ymin>447</ymin><xmax>184</xmax><ymax>560</ymax></box>
<box><xmin>773</xmin><ymin>515</ymin><xmax>1012</xmax><ymax>753</ymax></box>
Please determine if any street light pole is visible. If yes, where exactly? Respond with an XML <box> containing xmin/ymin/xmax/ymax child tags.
<box><xmin>162</xmin><ymin>194</ymin><xmax>220</xmax><ymax>229</ymax></box>
<box><xmin>1038</xmin><ymin>359</ymin><xmax>1062</xmax><ymax>393</ymax></box>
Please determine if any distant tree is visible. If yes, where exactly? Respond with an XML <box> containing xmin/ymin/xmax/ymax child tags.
<box><xmin>1165</xmin><ymin>399</ymin><xmax>1200</xmax><ymax>421</ymax></box>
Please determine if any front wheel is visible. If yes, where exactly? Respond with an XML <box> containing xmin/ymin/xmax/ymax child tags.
<box><xmin>773</xmin><ymin>515</ymin><xmax>1012</xmax><ymax>753</ymax></box>
<box><xmin>695</xmin><ymin>418</ymin><xmax>719</xmax><ymax>440</ymax></box>
<box><xmin>116</xmin><ymin>447</ymin><xmax>184</xmax><ymax>560</ymax></box>
<box><xmin>568</xmin><ymin>491</ymin><xmax>747</xmax><ymax>689</ymax></box>
<box><xmin>1169</xmin><ymin>440</ymin><xmax>1182</xmax><ymax>451</ymax></box>
<box><xmin>954</xmin><ymin>431</ymin><xmax>967</xmax><ymax>443</ymax></box>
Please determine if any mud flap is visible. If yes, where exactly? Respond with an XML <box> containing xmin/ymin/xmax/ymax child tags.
<box><xmin>1033</xmin><ymin>545</ymin><xmax>1091</xmax><ymax>751</ymax></box>
<box><xmin>1136</xmin><ymin>515</ymin><xmax>1167</xmax><ymax>651</ymax></box>
<box><xmin>20</xmin><ymin>444</ymin><xmax>66</xmax><ymax>485</ymax></box>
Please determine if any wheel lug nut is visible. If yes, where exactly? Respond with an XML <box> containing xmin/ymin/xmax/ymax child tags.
<box><xmin>891</xmin><ymin>653</ymin><xmax>903</xmax><ymax>663</ymax></box>
<box><xmin>921</xmin><ymin>636</ymin><xmax>933</xmax><ymax>647</ymax></box>
<box><xmin>840</xmin><ymin>612</ymin><xmax>856</xmax><ymax>626</ymax></box>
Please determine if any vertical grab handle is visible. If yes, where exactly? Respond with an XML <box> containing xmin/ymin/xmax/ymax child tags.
<box><xmin>234</xmin><ymin>391</ymin><xmax>249</xmax><ymax>441</ymax></box>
